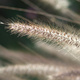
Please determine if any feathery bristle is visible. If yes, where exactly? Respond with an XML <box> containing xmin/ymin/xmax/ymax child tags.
<box><xmin>8</xmin><ymin>22</ymin><xmax>80</xmax><ymax>48</ymax></box>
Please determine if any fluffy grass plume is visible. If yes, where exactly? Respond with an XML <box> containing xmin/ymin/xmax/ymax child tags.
<box><xmin>5</xmin><ymin>19</ymin><xmax>80</xmax><ymax>63</ymax></box>
<box><xmin>8</xmin><ymin>20</ymin><xmax>80</xmax><ymax>48</ymax></box>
